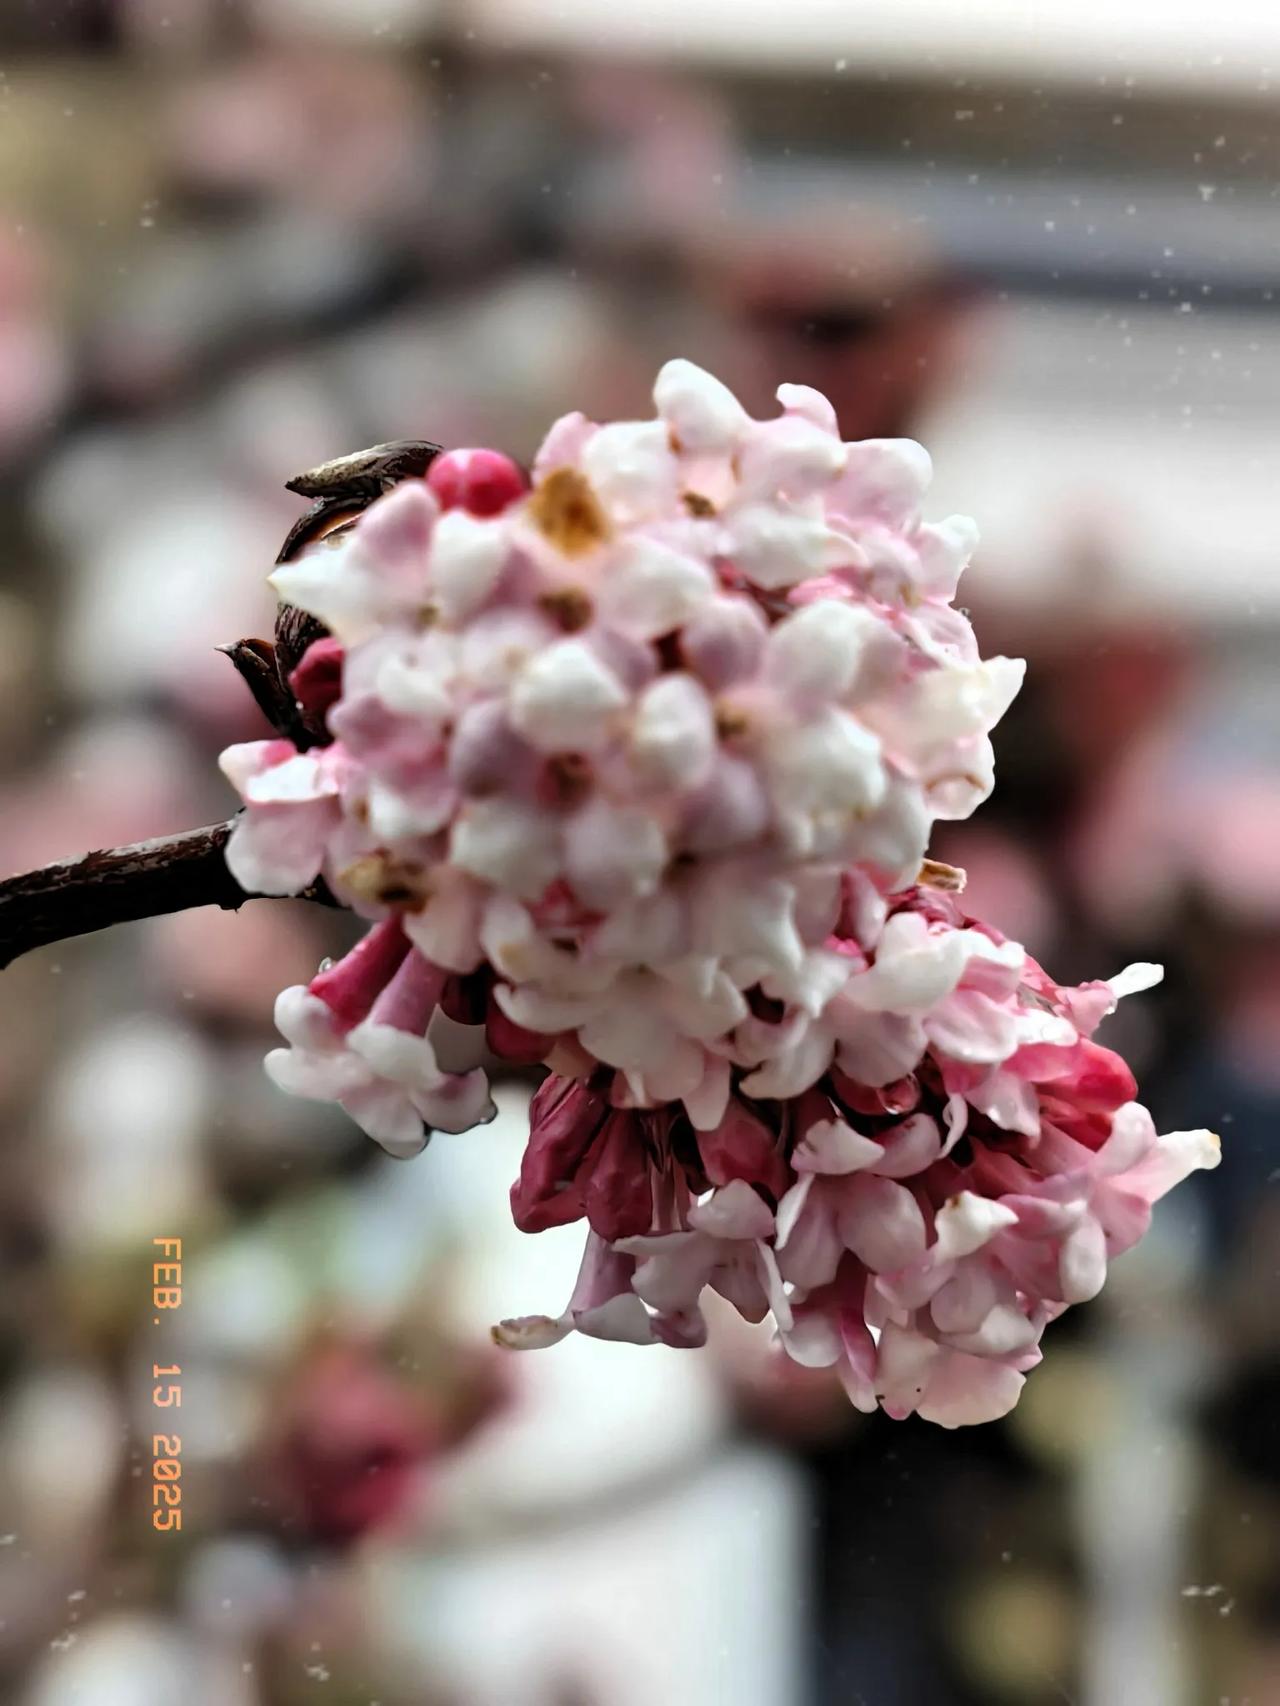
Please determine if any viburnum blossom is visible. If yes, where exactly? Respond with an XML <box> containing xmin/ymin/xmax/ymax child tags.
<box><xmin>220</xmin><ymin>359</ymin><xmax>1219</xmax><ymax>1427</ymax></box>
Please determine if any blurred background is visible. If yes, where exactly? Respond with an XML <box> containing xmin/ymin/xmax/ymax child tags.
<box><xmin>1</xmin><ymin>3</ymin><xmax>1278</xmax><ymax>1703</ymax></box>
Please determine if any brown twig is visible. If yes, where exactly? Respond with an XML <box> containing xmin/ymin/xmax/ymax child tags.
<box><xmin>0</xmin><ymin>441</ymin><xmax>444</xmax><ymax>973</ymax></box>
<box><xmin>0</xmin><ymin>817</ymin><xmax>337</xmax><ymax>971</ymax></box>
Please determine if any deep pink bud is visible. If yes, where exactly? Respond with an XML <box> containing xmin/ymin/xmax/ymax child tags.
<box><xmin>829</xmin><ymin>1068</ymin><xmax>920</xmax><ymax>1119</ymax></box>
<box><xmin>427</xmin><ymin>448</ymin><xmax>528</xmax><ymax>517</ymax></box>
<box><xmin>584</xmin><ymin>1110</ymin><xmax>654</xmax><ymax>1240</ymax></box>
<box><xmin>510</xmin><ymin>1076</ymin><xmax>608</xmax><ymax>1233</ymax></box>
<box><xmin>485</xmin><ymin>991</ymin><xmax>556</xmax><ymax>1065</ymax></box>
<box><xmin>698</xmin><ymin>1098</ymin><xmax>790</xmax><ymax>1199</ymax></box>
<box><xmin>368</xmin><ymin>948</ymin><xmax>450</xmax><ymax>1033</ymax></box>
<box><xmin>268</xmin><ymin>1344</ymin><xmax>431</xmax><ymax>1545</ymax></box>
<box><xmin>310</xmin><ymin>918</ymin><xmax>410</xmax><ymax>1031</ymax></box>
<box><xmin>289</xmin><ymin>635</ymin><xmax>345</xmax><ymax>721</ymax></box>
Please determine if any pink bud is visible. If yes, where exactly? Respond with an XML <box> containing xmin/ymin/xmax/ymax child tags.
<box><xmin>485</xmin><ymin>990</ymin><xmax>555</xmax><ymax>1065</ymax></box>
<box><xmin>289</xmin><ymin>636</ymin><xmax>345</xmax><ymax>721</ymax></box>
<box><xmin>427</xmin><ymin>448</ymin><xmax>528</xmax><ymax>517</ymax></box>
<box><xmin>310</xmin><ymin>917</ymin><xmax>409</xmax><ymax>1031</ymax></box>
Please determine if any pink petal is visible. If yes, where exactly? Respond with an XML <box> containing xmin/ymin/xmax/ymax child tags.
<box><xmin>838</xmin><ymin>1176</ymin><xmax>928</xmax><ymax>1273</ymax></box>
<box><xmin>653</xmin><ymin>358</ymin><xmax>749</xmax><ymax>453</ymax></box>
<box><xmin>1059</xmin><ymin>1217</ymin><xmax>1108</xmax><ymax>1303</ymax></box>
<box><xmin>932</xmin><ymin>1192</ymin><xmax>1020</xmax><ymax>1261</ymax></box>
<box><xmin>792</xmin><ymin>1117</ymin><xmax>885</xmax><ymax>1176</ymax></box>
<box><xmin>916</xmin><ymin>1351</ymin><xmax>1026</xmax><ymax>1428</ymax></box>
<box><xmin>870</xmin><ymin>1113</ymin><xmax>944</xmax><ymax>1178</ymax></box>
<box><xmin>688</xmin><ymin>1180</ymin><xmax>775</xmax><ymax>1242</ymax></box>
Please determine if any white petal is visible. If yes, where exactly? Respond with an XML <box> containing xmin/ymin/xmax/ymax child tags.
<box><xmin>874</xmin><ymin>1319</ymin><xmax>940</xmax><ymax>1415</ymax></box>
<box><xmin>688</xmin><ymin>1180</ymin><xmax>775</xmax><ymax>1242</ymax></box>
<box><xmin>357</xmin><ymin>478</ymin><xmax>437</xmax><ymax>571</ymax></box>
<box><xmin>775</xmin><ymin>1175</ymin><xmax>816</xmax><ymax>1249</ymax></box>
<box><xmin>914</xmin><ymin>515</ymin><xmax>979</xmax><ymax>599</ymax></box>
<box><xmin>947</xmin><ymin>1303</ymin><xmax>1041</xmax><ymax>1359</ymax></box>
<box><xmin>871</xmin><ymin>1113</ymin><xmax>944</xmax><ymax>1178</ymax></box>
<box><xmin>1059</xmin><ymin>1217</ymin><xmax>1108</xmax><ymax>1303</ymax></box>
<box><xmin>375</xmin><ymin>640</ymin><xmax>456</xmax><ymax>724</ymax></box>
<box><xmin>766</xmin><ymin>707</ymin><xmax>886</xmax><ymax>819</ymax></box>
<box><xmin>272</xmin><ymin>986</ymin><xmax>340</xmax><ymax>1052</ymax></box>
<box><xmin>781</xmin><ymin>1309</ymin><xmax>843</xmax><ymax>1368</ymax></box>
<box><xmin>776</xmin><ymin>382</ymin><xmax>838</xmax><ymax>435</ymax></box>
<box><xmin>654</xmin><ymin>358</ymin><xmax>750</xmax><ymax>452</ymax></box>
<box><xmin>765</xmin><ymin>600</ymin><xmax>884</xmax><ymax>704</ymax></box>
<box><xmin>657</xmin><ymin>967</ymin><xmax>749</xmax><ymax>1041</ymax></box>
<box><xmin>844</xmin><ymin>912</ymin><xmax>969</xmax><ymax>1012</ymax></box>
<box><xmin>574</xmin><ymin>1294</ymin><xmax>658</xmax><ymax>1345</ymax></box>
<box><xmin>739</xmin><ymin>1024</ymin><xmax>834</xmax><ymax>1100</ymax></box>
<box><xmin>450</xmin><ymin>799</ymin><xmax>561</xmax><ymax>900</ymax></box>
<box><xmin>792</xmin><ymin>1118</ymin><xmax>885</xmax><ymax>1176</ymax></box>
<box><xmin>494</xmin><ymin>981</ymin><xmax>600</xmax><ymax>1035</ymax></box>
<box><xmin>930</xmin><ymin>1263</ymin><xmax>1001</xmax><ymax>1335</ymax></box>
<box><xmin>341</xmin><ymin>1082</ymin><xmax>429</xmax><ymax>1156</ymax></box>
<box><xmin>428</xmin><ymin>509</ymin><xmax>510</xmax><ymax>623</ymax></box>
<box><xmin>629</xmin><ymin>673</ymin><xmax>716</xmax><ymax>792</ymax></box>
<box><xmin>600</xmin><ymin>536</ymin><xmax>716</xmax><ymax>639</ymax></box>
<box><xmin>218</xmin><ymin>740</ymin><xmax>284</xmax><ymax>794</ymax></box>
<box><xmin>755</xmin><ymin>1242</ymin><xmax>793</xmax><ymax>1331</ymax></box>
<box><xmin>460</xmin><ymin>609</ymin><xmax>557</xmax><ymax>691</ymax></box>
<box><xmin>682</xmin><ymin>1053</ymin><xmax>732</xmax><ymax>1131</ymax></box>
<box><xmin>508</xmin><ymin>638</ymin><xmax>628</xmax><ymax>753</ymax></box>
<box><xmin>265</xmin><ymin>1044</ymin><xmax>366</xmax><ymax>1102</ymax></box>
<box><xmin>1111</xmin><ymin>1127</ymin><xmax>1221</xmax><ymax>1199</ymax></box>
<box><xmin>346</xmin><ymin>1020</ymin><xmax>443</xmax><ymax>1088</ymax></box>
<box><xmin>1096</xmin><ymin>1100</ymin><xmax>1156</xmax><ymax>1175</ymax></box>
<box><xmin>832</xmin><ymin>438</ymin><xmax>932</xmax><ymax>526</ymax></box>
<box><xmin>849</xmin><ymin>774</ymin><xmax>930</xmax><ymax>890</ymax></box>
<box><xmin>967</xmin><ymin>1070</ymin><xmax>1041</xmax><ymax>1137</ymax></box>
<box><xmin>563</xmin><ymin>796</ymin><xmax>667</xmax><ymax>905</ymax></box>
<box><xmin>761</xmin><ymin>947</ymin><xmax>853</xmax><ymax>1019</ymax></box>
<box><xmin>582</xmin><ymin>420</ymin><xmax>679</xmax><ymax>522</ymax></box>
<box><xmin>925</xmin><ymin>990</ymin><xmax>1019</xmax><ymax>1066</ymax></box>
<box><xmin>831</xmin><ymin>1007</ymin><xmax>928</xmax><ymax>1087</ymax></box>
<box><xmin>899</xmin><ymin>656</ymin><xmax>1026</xmax><ymax>747</ymax></box>
<box><xmin>933</xmin><ymin>1192</ymin><xmax>1019</xmax><ymax>1261</ymax></box>
<box><xmin>728</xmin><ymin>501</ymin><xmax>834</xmax><ymax>590</ymax></box>
<box><xmin>268</xmin><ymin>548</ymin><xmax>373</xmax><ymax>642</ymax></box>
<box><xmin>738</xmin><ymin>414</ymin><xmax>847</xmax><ymax>500</ymax></box>
<box><xmin>679</xmin><ymin>594</ymin><xmax>767</xmax><ymax>689</ymax></box>
<box><xmin>1109</xmin><ymin>961</ymin><xmax>1164</xmax><ymax>999</ymax></box>
<box><xmin>224</xmin><ymin>803</ymin><xmax>330</xmax><ymax>896</ymax></box>
<box><xmin>692</xmin><ymin>871</ymin><xmax>804</xmax><ymax>973</ymax></box>
<box><xmin>243</xmin><ymin>752</ymin><xmax>335</xmax><ymax>805</ymax></box>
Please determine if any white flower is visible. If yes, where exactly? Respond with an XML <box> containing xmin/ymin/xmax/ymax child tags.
<box><xmin>507</xmin><ymin>639</ymin><xmax>628</xmax><ymax>752</ymax></box>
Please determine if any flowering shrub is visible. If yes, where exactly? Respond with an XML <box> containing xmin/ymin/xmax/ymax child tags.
<box><xmin>220</xmin><ymin>360</ymin><xmax>1218</xmax><ymax>1426</ymax></box>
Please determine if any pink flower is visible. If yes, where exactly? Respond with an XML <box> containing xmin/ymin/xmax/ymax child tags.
<box><xmin>218</xmin><ymin>738</ymin><xmax>343</xmax><ymax>895</ymax></box>
<box><xmin>224</xmin><ymin>359</ymin><xmax>1218</xmax><ymax>1426</ymax></box>
<box><xmin>264</xmin><ymin>919</ymin><xmax>514</xmax><ymax>1156</ymax></box>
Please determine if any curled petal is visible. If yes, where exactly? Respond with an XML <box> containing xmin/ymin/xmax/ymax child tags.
<box><xmin>654</xmin><ymin>358</ymin><xmax>750</xmax><ymax>452</ymax></box>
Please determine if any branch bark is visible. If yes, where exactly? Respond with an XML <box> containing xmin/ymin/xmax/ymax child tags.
<box><xmin>0</xmin><ymin>817</ymin><xmax>337</xmax><ymax>971</ymax></box>
<box><xmin>0</xmin><ymin>440</ymin><xmax>440</xmax><ymax>974</ymax></box>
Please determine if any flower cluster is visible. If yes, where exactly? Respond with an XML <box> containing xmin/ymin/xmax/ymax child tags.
<box><xmin>495</xmin><ymin>887</ymin><xmax>1218</xmax><ymax>1425</ymax></box>
<box><xmin>221</xmin><ymin>360</ymin><xmax>1218</xmax><ymax>1426</ymax></box>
